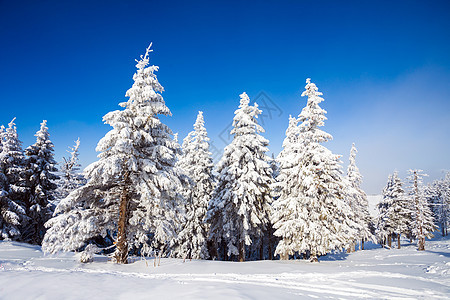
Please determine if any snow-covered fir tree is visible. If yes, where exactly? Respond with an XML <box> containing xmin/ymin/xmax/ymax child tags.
<box><xmin>43</xmin><ymin>44</ymin><xmax>185</xmax><ymax>263</ymax></box>
<box><xmin>271</xmin><ymin>115</ymin><xmax>303</xmax><ymax>259</ymax></box>
<box><xmin>345</xmin><ymin>143</ymin><xmax>374</xmax><ymax>251</ymax></box>
<box><xmin>377</xmin><ymin>174</ymin><xmax>394</xmax><ymax>246</ymax></box>
<box><xmin>406</xmin><ymin>169</ymin><xmax>436</xmax><ymax>251</ymax></box>
<box><xmin>272</xmin><ymin>115</ymin><xmax>301</xmax><ymax>199</ymax></box>
<box><xmin>377</xmin><ymin>171</ymin><xmax>409</xmax><ymax>248</ymax></box>
<box><xmin>23</xmin><ymin>120</ymin><xmax>58</xmax><ymax>244</ymax></box>
<box><xmin>0</xmin><ymin>119</ymin><xmax>27</xmax><ymax>240</ymax></box>
<box><xmin>272</xmin><ymin>78</ymin><xmax>357</xmax><ymax>262</ymax></box>
<box><xmin>427</xmin><ymin>173</ymin><xmax>450</xmax><ymax>236</ymax></box>
<box><xmin>173</xmin><ymin>111</ymin><xmax>214</xmax><ymax>260</ymax></box>
<box><xmin>206</xmin><ymin>92</ymin><xmax>273</xmax><ymax>262</ymax></box>
<box><xmin>54</xmin><ymin>138</ymin><xmax>85</xmax><ymax>204</ymax></box>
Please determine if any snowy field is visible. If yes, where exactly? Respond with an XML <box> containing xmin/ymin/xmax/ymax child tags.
<box><xmin>0</xmin><ymin>236</ymin><xmax>449</xmax><ymax>299</ymax></box>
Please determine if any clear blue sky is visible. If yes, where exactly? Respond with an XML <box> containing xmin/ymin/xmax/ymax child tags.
<box><xmin>1</xmin><ymin>0</ymin><xmax>449</xmax><ymax>194</ymax></box>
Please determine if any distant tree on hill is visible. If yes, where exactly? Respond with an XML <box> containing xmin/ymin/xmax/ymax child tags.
<box><xmin>55</xmin><ymin>138</ymin><xmax>85</xmax><ymax>204</ymax></box>
<box><xmin>406</xmin><ymin>169</ymin><xmax>436</xmax><ymax>251</ymax></box>
<box><xmin>345</xmin><ymin>143</ymin><xmax>374</xmax><ymax>251</ymax></box>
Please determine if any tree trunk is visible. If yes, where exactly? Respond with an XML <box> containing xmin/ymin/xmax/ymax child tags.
<box><xmin>259</xmin><ymin>239</ymin><xmax>264</xmax><ymax>260</ymax></box>
<box><xmin>347</xmin><ymin>245</ymin><xmax>352</xmax><ymax>253</ymax></box>
<box><xmin>222</xmin><ymin>240</ymin><xmax>227</xmax><ymax>261</ymax></box>
<box><xmin>268</xmin><ymin>238</ymin><xmax>273</xmax><ymax>260</ymax></box>
<box><xmin>268</xmin><ymin>224</ymin><xmax>274</xmax><ymax>260</ymax></box>
<box><xmin>207</xmin><ymin>240</ymin><xmax>218</xmax><ymax>260</ymax></box>
<box><xmin>418</xmin><ymin>236</ymin><xmax>425</xmax><ymax>251</ymax></box>
<box><xmin>361</xmin><ymin>239</ymin><xmax>365</xmax><ymax>250</ymax></box>
<box><xmin>279</xmin><ymin>252</ymin><xmax>288</xmax><ymax>260</ymax></box>
<box><xmin>387</xmin><ymin>234</ymin><xmax>392</xmax><ymax>249</ymax></box>
<box><xmin>397</xmin><ymin>234</ymin><xmax>401</xmax><ymax>249</ymax></box>
<box><xmin>239</xmin><ymin>240</ymin><xmax>245</xmax><ymax>262</ymax></box>
<box><xmin>310</xmin><ymin>254</ymin><xmax>318</xmax><ymax>263</ymax></box>
<box><xmin>114</xmin><ymin>171</ymin><xmax>130</xmax><ymax>264</ymax></box>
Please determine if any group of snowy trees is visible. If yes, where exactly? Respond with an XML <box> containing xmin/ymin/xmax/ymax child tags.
<box><xmin>3</xmin><ymin>44</ymin><xmax>445</xmax><ymax>264</ymax></box>
<box><xmin>377</xmin><ymin>170</ymin><xmax>449</xmax><ymax>251</ymax></box>
<box><xmin>38</xmin><ymin>45</ymin><xmax>375</xmax><ymax>264</ymax></box>
<box><xmin>0</xmin><ymin>119</ymin><xmax>83</xmax><ymax>244</ymax></box>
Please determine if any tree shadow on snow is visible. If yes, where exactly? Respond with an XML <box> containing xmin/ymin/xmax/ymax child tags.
<box><xmin>319</xmin><ymin>251</ymin><xmax>350</xmax><ymax>261</ymax></box>
<box><xmin>425</xmin><ymin>250</ymin><xmax>450</xmax><ymax>258</ymax></box>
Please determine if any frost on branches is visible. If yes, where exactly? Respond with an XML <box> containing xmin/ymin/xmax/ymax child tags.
<box><xmin>43</xmin><ymin>44</ymin><xmax>185</xmax><ymax>263</ymax></box>
<box><xmin>272</xmin><ymin>79</ymin><xmax>357</xmax><ymax>262</ymax></box>
<box><xmin>207</xmin><ymin>92</ymin><xmax>273</xmax><ymax>262</ymax></box>
<box><xmin>173</xmin><ymin>111</ymin><xmax>214</xmax><ymax>260</ymax></box>
<box><xmin>54</xmin><ymin>138</ymin><xmax>85</xmax><ymax>204</ymax></box>
<box><xmin>0</xmin><ymin>119</ymin><xmax>27</xmax><ymax>240</ymax></box>
<box><xmin>406</xmin><ymin>170</ymin><xmax>436</xmax><ymax>251</ymax></box>
<box><xmin>345</xmin><ymin>143</ymin><xmax>374</xmax><ymax>251</ymax></box>
<box><xmin>23</xmin><ymin>120</ymin><xmax>58</xmax><ymax>245</ymax></box>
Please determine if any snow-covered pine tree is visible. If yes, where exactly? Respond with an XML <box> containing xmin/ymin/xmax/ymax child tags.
<box><xmin>23</xmin><ymin>120</ymin><xmax>59</xmax><ymax>244</ymax></box>
<box><xmin>272</xmin><ymin>78</ymin><xmax>357</xmax><ymax>262</ymax></box>
<box><xmin>428</xmin><ymin>173</ymin><xmax>449</xmax><ymax>236</ymax></box>
<box><xmin>0</xmin><ymin>119</ymin><xmax>28</xmax><ymax>241</ymax></box>
<box><xmin>406</xmin><ymin>169</ymin><xmax>436</xmax><ymax>251</ymax></box>
<box><xmin>377</xmin><ymin>174</ymin><xmax>394</xmax><ymax>247</ymax></box>
<box><xmin>173</xmin><ymin>111</ymin><xmax>214</xmax><ymax>260</ymax></box>
<box><xmin>43</xmin><ymin>44</ymin><xmax>185</xmax><ymax>263</ymax></box>
<box><xmin>206</xmin><ymin>92</ymin><xmax>273</xmax><ymax>262</ymax></box>
<box><xmin>55</xmin><ymin>138</ymin><xmax>85</xmax><ymax>204</ymax></box>
<box><xmin>377</xmin><ymin>171</ymin><xmax>409</xmax><ymax>249</ymax></box>
<box><xmin>271</xmin><ymin>115</ymin><xmax>303</xmax><ymax>259</ymax></box>
<box><xmin>345</xmin><ymin>143</ymin><xmax>374</xmax><ymax>251</ymax></box>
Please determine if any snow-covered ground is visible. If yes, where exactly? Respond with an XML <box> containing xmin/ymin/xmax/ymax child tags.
<box><xmin>1</xmin><ymin>236</ymin><xmax>449</xmax><ymax>299</ymax></box>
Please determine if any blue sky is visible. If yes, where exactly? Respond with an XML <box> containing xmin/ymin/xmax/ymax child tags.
<box><xmin>1</xmin><ymin>0</ymin><xmax>449</xmax><ymax>194</ymax></box>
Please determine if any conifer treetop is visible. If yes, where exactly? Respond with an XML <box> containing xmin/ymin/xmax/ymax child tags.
<box><xmin>347</xmin><ymin>143</ymin><xmax>362</xmax><ymax>188</ymax></box>
<box><xmin>298</xmin><ymin>78</ymin><xmax>332</xmax><ymax>144</ymax></box>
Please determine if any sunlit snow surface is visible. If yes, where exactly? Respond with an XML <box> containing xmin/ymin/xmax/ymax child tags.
<box><xmin>1</xmin><ymin>236</ymin><xmax>449</xmax><ymax>299</ymax></box>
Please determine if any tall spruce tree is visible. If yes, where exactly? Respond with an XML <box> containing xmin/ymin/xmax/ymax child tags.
<box><xmin>428</xmin><ymin>173</ymin><xmax>449</xmax><ymax>236</ymax></box>
<box><xmin>206</xmin><ymin>92</ymin><xmax>273</xmax><ymax>262</ymax></box>
<box><xmin>377</xmin><ymin>174</ymin><xmax>394</xmax><ymax>247</ymax></box>
<box><xmin>173</xmin><ymin>111</ymin><xmax>214</xmax><ymax>260</ymax></box>
<box><xmin>23</xmin><ymin>120</ymin><xmax>58</xmax><ymax>244</ymax></box>
<box><xmin>345</xmin><ymin>143</ymin><xmax>374</xmax><ymax>251</ymax></box>
<box><xmin>0</xmin><ymin>119</ymin><xmax>28</xmax><ymax>240</ymax></box>
<box><xmin>377</xmin><ymin>172</ymin><xmax>409</xmax><ymax>248</ymax></box>
<box><xmin>43</xmin><ymin>44</ymin><xmax>185</xmax><ymax>263</ymax></box>
<box><xmin>271</xmin><ymin>115</ymin><xmax>304</xmax><ymax>259</ymax></box>
<box><xmin>272</xmin><ymin>79</ymin><xmax>357</xmax><ymax>262</ymax></box>
<box><xmin>406</xmin><ymin>170</ymin><xmax>436</xmax><ymax>251</ymax></box>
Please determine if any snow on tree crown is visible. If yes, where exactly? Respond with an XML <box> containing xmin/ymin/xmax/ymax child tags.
<box><xmin>121</xmin><ymin>43</ymin><xmax>169</xmax><ymax>116</ymax></box>
<box><xmin>136</xmin><ymin>43</ymin><xmax>153</xmax><ymax>70</ymax></box>
<box><xmin>301</xmin><ymin>78</ymin><xmax>323</xmax><ymax>99</ymax></box>
<box><xmin>195</xmin><ymin>111</ymin><xmax>205</xmax><ymax>130</ymax></box>
<box><xmin>239</xmin><ymin>92</ymin><xmax>250</xmax><ymax>107</ymax></box>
